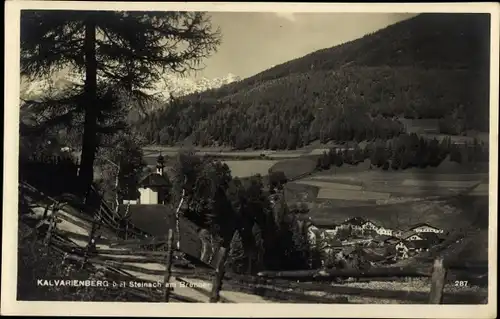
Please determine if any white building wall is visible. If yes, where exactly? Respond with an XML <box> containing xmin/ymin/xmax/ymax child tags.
<box><xmin>406</xmin><ymin>235</ymin><xmax>423</xmax><ymax>241</ymax></box>
<box><xmin>139</xmin><ymin>187</ymin><xmax>158</xmax><ymax>205</ymax></box>
<box><xmin>376</xmin><ymin>228</ymin><xmax>393</xmax><ymax>236</ymax></box>
<box><xmin>307</xmin><ymin>229</ymin><xmax>317</xmax><ymax>246</ymax></box>
<box><xmin>413</xmin><ymin>226</ymin><xmax>444</xmax><ymax>234</ymax></box>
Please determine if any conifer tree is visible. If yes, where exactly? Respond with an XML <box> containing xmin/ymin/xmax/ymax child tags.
<box><xmin>21</xmin><ymin>10</ymin><xmax>221</xmax><ymax>192</ymax></box>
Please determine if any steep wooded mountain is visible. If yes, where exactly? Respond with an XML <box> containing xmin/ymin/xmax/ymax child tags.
<box><xmin>136</xmin><ymin>13</ymin><xmax>491</xmax><ymax>150</ymax></box>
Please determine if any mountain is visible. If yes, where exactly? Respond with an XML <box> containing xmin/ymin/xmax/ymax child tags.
<box><xmin>135</xmin><ymin>13</ymin><xmax>491</xmax><ymax>150</ymax></box>
<box><xmin>148</xmin><ymin>73</ymin><xmax>241</xmax><ymax>99</ymax></box>
<box><xmin>20</xmin><ymin>71</ymin><xmax>241</xmax><ymax>106</ymax></box>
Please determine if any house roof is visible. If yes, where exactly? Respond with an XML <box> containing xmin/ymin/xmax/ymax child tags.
<box><xmin>343</xmin><ymin>217</ymin><xmax>366</xmax><ymax>226</ymax></box>
<box><xmin>405</xmin><ymin>239</ymin><xmax>432</xmax><ymax>249</ymax></box>
<box><xmin>418</xmin><ymin>232</ymin><xmax>441</xmax><ymax>242</ymax></box>
<box><xmin>139</xmin><ymin>173</ymin><xmax>170</xmax><ymax>188</ymax></box>
<box><xmin>117</xmin><ymin>204</ymin><xmax>214</xmax><ymax>269</ymax></box>
<box><xmin>372</xmin><ymin>235</ymin><xmax>394</xmax><ymax>242</ymax></box>
<box><xmin>401</xmin><ymin>230</ymin><xmax>421</xmax><ymax>239</ymax></box>
<box><xmin>385</xmin><ymin>237</ymin><xmax>400</xmax><ymax>243</ymax></box>
<box><xmin>409</xmin><ymin>223</ymin><xmax>441</xmax><ymax>230</ymax></box>
<box><xmin>314</xmin><ymin>219</ymin><xmax>339</xmax><ymax>228</ymax></box>
<box><xmin>362</xmin><ymin>220</ymin><xmax>379</xmax><ymax>227</ymax></box>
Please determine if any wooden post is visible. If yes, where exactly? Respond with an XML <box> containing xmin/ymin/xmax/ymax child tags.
<box><xmin>43</xmin><ymin>202</ymin><xmax>58</xmax><ymax>246</ymax></box>
<box><xmin>210</xmin><ymin>246</ymin><xmax>229</xmax><ymax>303</ymax></box>
<box><xmin>163</xmin><ymin>229</ymin><xmax>174</xmax><ymax>302</ymax></box>
<box><xmin>43</xmin><ymin>215</ymin><xmax>56</xmax><ymax>246</ymax></box>
<box><xmin>429</xmin><ymin>257</ymin><xmax>446</xmax><ymax>304</ymax></box>
<box><xmin>82</xmin><ymin>214</ymin><xmax>99</xmax><ymax>269</ymax></box>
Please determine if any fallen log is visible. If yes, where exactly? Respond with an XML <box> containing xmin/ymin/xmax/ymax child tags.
<box><xmin>255</xmin><ymin>280</ymin><xmax>486</xmax><ymax>304</ymax></box>
<box><xmin>221</xmin><ymin>281</ymin><xmax>349</xmax><ymax>303</ymax></box>
<box><xmin>90</xmin><ymin>254</ymin><xmax>165</xmax><ymax>264</ymax></box>
<box><xmin>95</xmin><ymin>248</ymin><xmax>168</xmax><ymax>257</ymax></box>
<box><xmin>257</xmin><ymin>266</ymin><xmax>432</xmax><ymax>280</ymax></box>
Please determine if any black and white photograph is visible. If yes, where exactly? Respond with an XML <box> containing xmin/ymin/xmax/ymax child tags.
<box><xmin>2</xmin><ymin>1</ymin><xmax>498</xmax><ymax>318</ymax></box>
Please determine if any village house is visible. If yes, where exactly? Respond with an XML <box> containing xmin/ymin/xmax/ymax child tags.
<box><xmin>313</xmin><ymin>220</ymin><xmax>340</xmax><ymax>237</ymax></box>
<box><xmin>384</xmin><ymin>236</ymin><xmax>401</xmax><ymax>245</ymax></box>
<box><xmin>375</xmin><ymin>225</ymin><xmax>394</xmax><ymax>236</ymax></box>
<box><xmin>393</xmin><ymin>238</ymin><xmax>433</xmax><ymax>260</ymax></box>
<box><xmin>417</xmin><ymin>232</ymin><xmax>442</xmax><ymax>245</ymax></box>
<box><xmin>306</xmin><ymin>225</ymin><xmax>320</xmax><ymax>247</ymax></box>
<box><xmin>342</xmin><ymin>238</ymin><xmax>373</xmax><ymax>246</ymax></box>
<box><xmin>408</xmin><ymin>223</ymin><xmax>444</xmax><ymax>234</ymax></box>
<box><xmin>394</xmin><ymin>241</ymin><xmax>410</xmax><ymax>259</ymax></box>
<box><xmin>392</xmin><ymin>230</ymin><xmax>403</xmax><ymax>238</ymax></box>
<box><xmin>371</xmin><ymin>234</ymin><xmax>394</xmax><ymax>247</ymax></box>
<box><xmin>406</xmin><ymin>240</ymin><xmax>432</xmax><ymax>254</ymax></box>
<box><xmin>340</xmin><ymin>217</ymin><xmax>367</xmax><ymax>231</ymax></box>
<box><xmin>360</xmin><ymin>220</ymin><xmax>378</xmax><ymax>231</ymax></box>
<box><xmin>340</xmin><ymin>217</ymin><xmax>394</xmax><ymax>237</ymax></box>
<box><xmin>400</xmin><ymin>230</ymin><xmax>424</xmax><ymax>241</ymax></box>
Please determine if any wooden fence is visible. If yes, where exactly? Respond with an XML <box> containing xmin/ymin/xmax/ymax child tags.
<box><xmin>21</xmin><ymin>181</ymin><xmax>487</xmax><ymax>304</ymax></box>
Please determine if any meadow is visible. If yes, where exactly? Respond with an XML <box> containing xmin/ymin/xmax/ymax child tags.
<box><xmin>141</xmin><ymin>145</ymin><xmax>490</xmax><ymax>231</ymax></box>
<box><xmin>222</xmin><ymin>160</ymin><xmax>279</xmax><ymax>178</ymax></box>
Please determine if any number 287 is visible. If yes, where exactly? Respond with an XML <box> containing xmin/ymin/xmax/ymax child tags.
<box><xmin>454</xmin><ymin>280</ymin><xmax>468</xmax><ymax>287</ymax></box>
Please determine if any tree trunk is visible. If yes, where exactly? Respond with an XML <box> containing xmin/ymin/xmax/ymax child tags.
<box><xmin>114</xmin><ymin>165</ymin><xmax>120</xmax><ymax>214</ymax></box>
<box><xmin>79</xmin><ymin>16</ymin><xmax>99</xmax><ymax>194</ymax></box>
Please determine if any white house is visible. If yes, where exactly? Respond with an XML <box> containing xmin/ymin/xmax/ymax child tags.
<box><xmin>307</xmin><ymin>225</ymin><xmax>319</xmax><ymax>246</ymax></box>
<box><xmin>395</xmin><ymin>241</ymin><xmax>410</xmax><ymax>259</ymax></box>
<box><xmin>341</xmin><ymin>217</ymin><xmax>366</xmax><ymax>231</ymax></box>
<box><xmin>406</xmin><ymin>240</ymin><xmax>431</xmax><ymax>253</ymax></box>
<box><xmin>361</xmin><ymin>221</ymin><xmax>378</xmax><ymax>231</ymax></box>
<box><xmin>400</xmin><ymin>231</ymin><xmax>424</xmax><ymax>241</ymax></box>
<box><xmin>409</xmin><ymin>223</ymin><xmax>444</xmax><ymax>234</ymax></box>
<box><xmin>376</xmin><ymin>227</ymin><xmax>394</xmax><ymax>236</ymax></box>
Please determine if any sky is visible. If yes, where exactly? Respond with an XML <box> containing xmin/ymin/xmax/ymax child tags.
<box><xmin>192</xmin><ymin>12</ymin><xmax>418</xmax><ymax>79</ymax></box>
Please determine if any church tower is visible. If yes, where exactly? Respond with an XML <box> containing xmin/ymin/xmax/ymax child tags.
<box><xmin>156</xmin><ymin>152</ymin><xmax>165</xmax><ymax>175</ymax></box>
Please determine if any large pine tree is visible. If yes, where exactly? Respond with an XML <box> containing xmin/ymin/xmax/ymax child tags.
<box><xmin>21</xmin><ymin>10</ymin><xmax>221</xmax><ymax>193</ymax></box>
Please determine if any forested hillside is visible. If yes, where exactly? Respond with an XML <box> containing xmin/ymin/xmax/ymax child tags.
<box><xmin>135</xmin><ymin>13</ymin><xmax>491</xmax><ymax>150</ymax></box>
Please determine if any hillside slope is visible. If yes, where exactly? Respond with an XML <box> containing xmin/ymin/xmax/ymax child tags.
<box><xmin>136</xmin><ymin>13</ymin><xmax>491</xmax><ymax>149</ymax></box>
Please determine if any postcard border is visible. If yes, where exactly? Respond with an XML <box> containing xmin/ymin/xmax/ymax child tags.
<box><xmin>3</xmin><ymin>2</ymin><xmax>499</xmax><ymax>318</ymax></box>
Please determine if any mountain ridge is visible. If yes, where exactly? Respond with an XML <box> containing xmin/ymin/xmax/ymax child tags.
<box><xmin>135</xmin><ymin>13</ymin><xmax>490</xmax><ymax>149</ymax></box>
<box><xmin>20</xmin><ymin>71</ymin><xmax>241</xmax><ymax>103</ymax></box>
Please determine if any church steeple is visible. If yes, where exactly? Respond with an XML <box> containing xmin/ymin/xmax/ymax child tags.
<box><xmin>156</xmin><ymin>152</ymin><xmax>165</xmax><ymax>175</ymax></box>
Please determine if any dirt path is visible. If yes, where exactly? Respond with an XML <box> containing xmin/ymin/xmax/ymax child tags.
<box><xmin>31</xmin><ymin>198</ymin><xmax>271</xmax><ymax>303</ymax></box>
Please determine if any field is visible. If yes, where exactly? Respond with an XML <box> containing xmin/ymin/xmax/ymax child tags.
<box><xmin>223</xmin><ymin>160</ymin><xmax>279</xmax><ymax>178</ymax></box>
<box><xmin>307</xmin><ymin>195</ymin><xmax>489</xmax><ymax>232</ymax></box>
<box><xmin>142</xmin><ymin>144</ymin><xmax>490</xmax><ymax>235</ymax></box>
<box><xmin>268</xmin><ymin>157</ymin><xmax>318</xmax><ymax>180</ymax></box>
